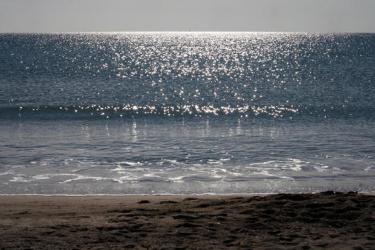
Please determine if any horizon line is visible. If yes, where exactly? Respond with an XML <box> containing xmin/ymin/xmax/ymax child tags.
<box><xmin>1</xmin><ymin>31</ymin><xmax>374</xmax><ymax>35</ymax></box>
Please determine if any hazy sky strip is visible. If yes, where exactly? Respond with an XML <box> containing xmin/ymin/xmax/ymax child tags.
<box><xmin>0</xmin><ymin>0</ymin><xmax>375</xmax><ymax>33</ymax></box>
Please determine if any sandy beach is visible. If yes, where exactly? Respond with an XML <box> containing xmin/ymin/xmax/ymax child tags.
<box><xmin>0</xmin><ymin>192</ymin><xmax>374</xmax><ymax>249</ymax></box>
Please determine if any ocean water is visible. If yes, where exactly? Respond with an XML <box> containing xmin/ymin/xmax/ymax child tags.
<box><xmin>0</xmin><ymin>32</ymin><xmax>374</xmax><ymax>194</ymax></box>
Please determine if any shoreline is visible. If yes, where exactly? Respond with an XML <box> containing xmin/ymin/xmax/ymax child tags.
<box><xmin>1</xmin><ymin>192</ymin><xmax>374</xmax><ymax>249</ymax></box>
<box><xmin>0</xmin><ymin>191</ymin><xmax>374</xmax><ymax>196</ymax></box>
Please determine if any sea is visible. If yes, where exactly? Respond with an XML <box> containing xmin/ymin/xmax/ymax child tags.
<box><xmin>0</xmin><ymin>32</ymin><xmax>374</xmax><ymax>195</ymax></box>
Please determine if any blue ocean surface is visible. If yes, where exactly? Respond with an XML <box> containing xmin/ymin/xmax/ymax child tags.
<box><xmin>0</xmin><ymin>32</ymin><xmax>374</xmax><ymax>194</ymax></box>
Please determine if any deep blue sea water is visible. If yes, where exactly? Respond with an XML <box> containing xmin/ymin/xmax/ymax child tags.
<box><xmin>0</xmin><ymin>32</ymin><xmax>374</xmax><ymax>194</ymax></box>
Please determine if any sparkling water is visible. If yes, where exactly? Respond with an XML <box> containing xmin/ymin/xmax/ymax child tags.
<box><xmin>0</xmin><ymin>32</ymin><xmax>374</xmax><ymax>194</ymax></box>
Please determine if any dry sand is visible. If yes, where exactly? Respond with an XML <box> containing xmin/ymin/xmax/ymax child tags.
<box><xmin>0</xmin><ymin>192</ymin><xmax>374</xmax><ymax>249</ymax></box>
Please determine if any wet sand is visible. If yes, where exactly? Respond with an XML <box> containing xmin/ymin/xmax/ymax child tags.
<box><xmin>0</xmin><ymin>192</ymin><xmax>374</xmax><ymax>249</ymax></box>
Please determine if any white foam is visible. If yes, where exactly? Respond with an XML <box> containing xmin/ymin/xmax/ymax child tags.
<box><xmin>111</xmin><ymin>165</ymin><xmax>126</xmax><ymax>172</ymax></box>
<box><xmin>118</xmin><ymin>161</ymin><xmax>142</xmax><ymax>167</ymax></box>
<box><xmin>9</xmin><ymin>176</ymin><xmax>30</xmax><ymax>183</ymax></box>
<box><xmin>0</xmin><ymin>170</ymin><xmax>13</xmax><ymax>176</ymax></box>
<box><xmin>364</xmin><ymin>166</ymin><xmax>373</xmax><ymax>171</ymax></box>
<box><xmin>314</xmin><ymin>165</ymin><xmax>330</xmax><ymax>172</ymax></box>
<box><xmin>32</xmin><ymin>173</ymin><xmax>78</xmax><ymax>180</ymax></box>
<box><xmin>61</xmin><ymin>175</ymin><xmax>117</xmax><ymax>183</ymax></box>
